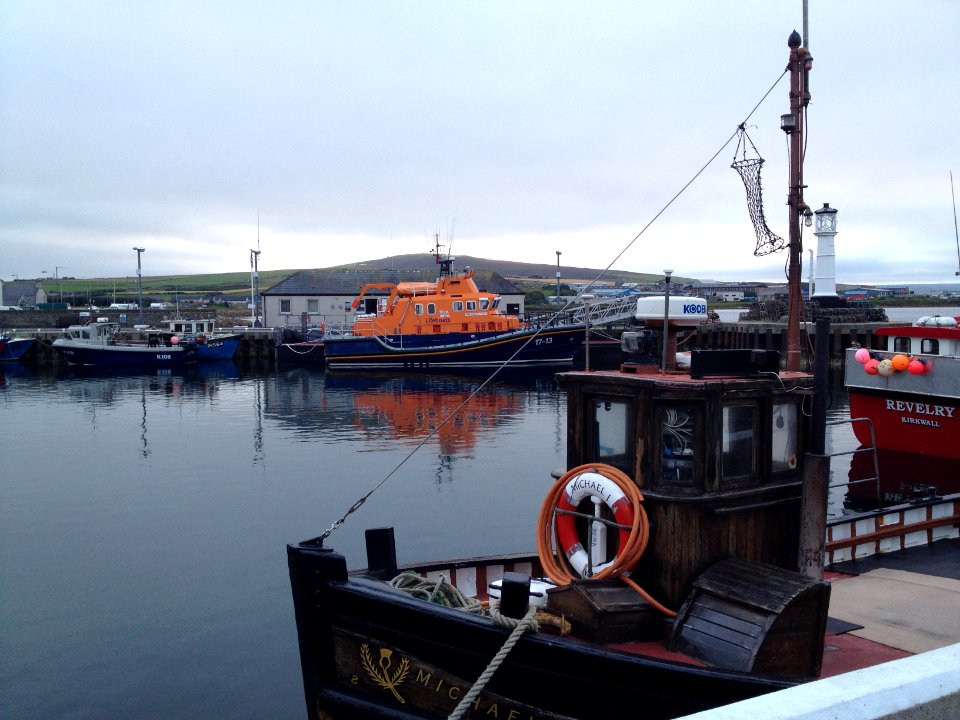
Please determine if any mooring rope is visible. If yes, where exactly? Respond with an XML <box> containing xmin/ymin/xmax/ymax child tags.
<box><xmin>447</xmin><ymin>602</ymin><xmax>540</xmax><ymax>720</ymax></box>
<box><xmin>314</xmin><ymin>68</ymin><xmax>791</xmax><ymax>546</ymax></box>
<box><xmin>389</xmin><ymin>571</ymin><xmax>485</xmax><ymax>615</ymax></box>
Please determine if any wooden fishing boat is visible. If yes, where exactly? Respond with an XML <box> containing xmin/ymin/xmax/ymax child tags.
<box><xmin>289</xmin><ymin>23</ymin><xmax>960</xmax><ymax>717</ymax></box>
<box><xmin>322</xmin><ymin>241</ymin><xmax>584</xmax><ymax>370</ymax></box>
<box><xmin>845</xmin><ymin>315</ymin><xmax>960</xmax><ymax>461</ymax></box>
<box><xmin>289</xmin><ymin>341</ymin><xmax>960</xmax><ymax>719</ymax></box>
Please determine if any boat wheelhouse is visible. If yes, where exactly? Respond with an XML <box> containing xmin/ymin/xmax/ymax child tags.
<box><xmin>165</xmin><ymin>318</ymin><xmax>242</xmax><ymax>361</ymax></box>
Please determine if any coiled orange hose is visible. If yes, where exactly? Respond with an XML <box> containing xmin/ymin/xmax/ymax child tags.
<box><xmin>536</xmin><ymin>463</ymin><xmax>676</xmax><ymax>618</ymax></box>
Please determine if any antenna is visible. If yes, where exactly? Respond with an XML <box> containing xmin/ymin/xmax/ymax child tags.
<box><xmin>952</xmin><ymin>171</ymin><xmax>960</xmax><ymax>276</ymax></box>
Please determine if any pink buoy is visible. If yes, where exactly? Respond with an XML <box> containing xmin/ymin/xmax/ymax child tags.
<box><xmin>171</xmin><ymin>336</ymin><xmax>180</xmax><ymax>345</ymax></box>
<box><xmin>907</xmin><ymin>359</ymin><xmax>925</xmax><ymax>375</ymax></box>
<box><xmin>854</xmin><ymin>347</ymin><xmax>870</xmax><ymax>364</ymax></box>
<box><xmin>864</xmin><ymin>358</ymin><xmax>880</xmax><ymax>375</ymax></box>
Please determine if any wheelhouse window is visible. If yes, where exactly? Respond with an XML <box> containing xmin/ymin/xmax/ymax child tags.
<box><xmin>893</xmin><ymin>336</ymin><xmax>911</xmax><ymax>353</ymax></box>
<box><xmin>722</xmin><ymin>404</ymin><xmax>756</xmax><ymax>482</ymax></box>
<box><xmin>452</xmin><ymin>301</ymin><xmax>464</xmax><ymax>312</ymax></box>
<box><xmin>591</xmin><ymin>399</ymin><xmax>633</xmax><ymax>475</ymax></box>
<box><xmin>280</xmin><ymin>299</ymin><xmax>291</xmax><ymax>313</ymax></box>
<box><xmin>771</xmin><ymin>402</ymin><xmax>799</xmax><ymax>473</ymax></box>
<box><xmin>427</xmin><ymin>303</ymin><xmax>437</xmax><ymax>315</ymax></box>
<box><xmin>415</xmin><ymin>304</ymin><xmax>424</xmax><ymax>316</ymax></box>
<box><xmin>659</xmin><ymin>404</ymin><xmax>696</xmax><ymax>487</ymax></box>
<box><xmin>922</xmin><ymin>338</ymin><xmax>940</xmax><ymax>354</ymax></box>
<box><xmin>480</xmin><ymin>298</ymin><xmax>490</xmax><ymax>309</ymax></box>
<box><xmin>466</xmin><ymin>301</ymin><xmax>477</xmax><ymax>311</ymax></box>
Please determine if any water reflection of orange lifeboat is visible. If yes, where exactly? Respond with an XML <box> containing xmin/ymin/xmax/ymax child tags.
<box><xmin>352</xmin><ymin>388</ymin><xmax>521</xmax><ymax>455</ymax></box>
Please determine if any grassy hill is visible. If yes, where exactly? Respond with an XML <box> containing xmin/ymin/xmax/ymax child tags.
<box><xmin>47</xmin><ymin>254</ymin><xmax>672</xmax><ymax>304</ymax></box>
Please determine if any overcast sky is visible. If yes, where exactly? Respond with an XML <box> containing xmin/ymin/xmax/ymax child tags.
<box><xmin>2</xmin><ymin>1</ymin><xmax>958</xmax><ymax>286</ymax></box>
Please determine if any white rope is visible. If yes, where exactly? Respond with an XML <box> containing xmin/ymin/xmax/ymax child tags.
<box><xmin>447</xmin><ymin>602</ymin><xmax>539</xmax><ymax>720</ymax></box>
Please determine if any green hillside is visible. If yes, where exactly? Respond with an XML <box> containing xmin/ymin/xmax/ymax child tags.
<box><xmin>43</xmin><ymin>255</ymin><xmax>671</xmax><ymax>304</ymax></box>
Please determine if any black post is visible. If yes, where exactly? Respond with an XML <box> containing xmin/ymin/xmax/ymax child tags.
<box><xmin>365</xmin><ymin>526</ymin><xmax>398</xmax><ymax>580</ymax></box>
<box><xmin>811</xmin><ymin>318</ymin><xmax>830</xmax><ymax>455</ymax></box>
<box><xmin>287</xmin><ymin>541</ymin><xmax>348</xmax><ymax>719</ymax></box>
<box><xmin>798</xmin><ymin>318</ymin><xmax>831</xmax><ymax>579</ymax></box>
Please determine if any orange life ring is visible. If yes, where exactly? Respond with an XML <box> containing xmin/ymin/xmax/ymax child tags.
<box><xmin>537</xmin><ymin>463</ymin><xmax>676</xmax><ymax>617</ymax></box>
<box><xmin>553</xmin><ymin>466</ymin><xmax>636</xmax><ymax>577</ymax></box>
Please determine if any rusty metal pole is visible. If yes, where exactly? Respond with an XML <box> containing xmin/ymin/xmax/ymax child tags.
<box><xmin>785</xmin><ymin>30</ymin><xmax>810</xmax><ymax>372</ymax></box>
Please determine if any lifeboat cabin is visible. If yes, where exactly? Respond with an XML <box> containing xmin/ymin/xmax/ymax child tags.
<box><xmin>349</xmin><ymin>271</ymin><xmax>524</xmax><ymax>339</ymax></box>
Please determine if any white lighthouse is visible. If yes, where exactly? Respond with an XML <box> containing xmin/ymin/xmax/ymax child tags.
<box><xmin>812</xmin><ymin>203</ymin><xmax>839</xmax><ymax>298</ymax></box>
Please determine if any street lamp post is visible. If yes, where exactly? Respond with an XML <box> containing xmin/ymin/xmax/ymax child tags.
<box><xmin>250</xmin><ymin>249</ymin><xmax>262</xmax><ymax>327</ymax></box>
<box><xmin>55</xmin><ymin>266</ymin><xmax>65</xmax><ymax>305</ymax></box>
<box><xmin>581</xmin><ymin>294</ymin><xmax>594</xmax><ymax>371</ymax></box>
<box><xmin>661</xmin><ymin>270</ymin><xmax>673</xmax><ymax>373</ymax></box>
<box><xmin>133</xmin><ymin>247</ymin><xmax>145</xmax><ymax>323</ymax></box>
<box><xmin>555</xmin><ymin>251</ymin><xmax>562</xmax><ymax>306</ymax></box>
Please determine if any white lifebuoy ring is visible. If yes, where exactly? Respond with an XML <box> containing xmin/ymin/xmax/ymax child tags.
<box><xmin>554</xmin><ymin>470</ymin><xmax>635</xmax><ymax>577</ymax></box>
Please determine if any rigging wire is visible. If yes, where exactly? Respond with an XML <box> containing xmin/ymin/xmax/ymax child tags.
<box><xmin>314</xmin><ymin>68</ymin><xmax>791</xmax><ymax>545</ymax></box>
<box><xmin>952</xmin><ymin>171</ymin><xmax>960</xmax><ymax>275</ymax></box>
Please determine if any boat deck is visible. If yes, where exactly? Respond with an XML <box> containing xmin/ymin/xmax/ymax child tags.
<box><xmin>390</xmin><ymin>537</ymin><xmax>960</xmax><ymax>682</ymax></box>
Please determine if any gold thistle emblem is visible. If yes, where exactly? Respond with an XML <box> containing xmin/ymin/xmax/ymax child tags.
<box><xmin>360</xmin><ymin>644</ymin><xmax>410</xmax><ymax>704</ymax></box>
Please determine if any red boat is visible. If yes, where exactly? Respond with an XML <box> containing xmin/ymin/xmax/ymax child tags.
<box><xmin>845</xmin><ymin>315</ymin><xmax>960</xmax><ymax>461</ymax></box>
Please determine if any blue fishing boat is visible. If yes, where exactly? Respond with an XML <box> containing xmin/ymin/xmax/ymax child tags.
<box><xmin>52</xmin><ymin>322</ymin><xmax>198</xmax><ymax>368</ymax></box>
<box><xmin>0</xmin><ymin>335</ymin><xmax>34</xmax><ymax>362</ymax></box>
<box><xmin>164</xmin><ymin>318</ymin><xmax>242</xmax><ymax>361</ymax></box>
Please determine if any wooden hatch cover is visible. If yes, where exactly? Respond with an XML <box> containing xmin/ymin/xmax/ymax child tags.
<box><xmin>669</xmin><ymin>557</ymin><xmax>830</xmax><ymax>679</ymax></box>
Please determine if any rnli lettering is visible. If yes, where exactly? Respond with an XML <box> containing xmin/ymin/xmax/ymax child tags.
<box><xmin>884</xmin><ymin>399</ymin><xmax>955</xmax><ymax>419</ymax></box>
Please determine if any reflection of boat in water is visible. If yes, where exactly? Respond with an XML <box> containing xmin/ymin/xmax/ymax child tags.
<box><xmin>335</xmin><ymin>372</ymin><xmax>528</xmax><ymax>455</ymax></box>
<box><xmin>57</xmin><ymin>358</ymin><xmax>240</xmax><ymax>383</ymax></box>
<box><xmin>323</xmin><ymin>240</ymin><xmax>584</xmax><ymax>370</ymax></box>
<box><xmin>844</xmin><ymin>315</ymin><xmax>960</xmax><ymax>460</ymax></box>
<box><xmin>845</xmin><ymin>443</ymin><xmax>960</xmax><ymax>510</ymax></box>
<box><xmin>52</xmin><ymin>322</ymin><xmax>199</xmax><ymax>368</ymax></box>
<box><xmin>0</xmin><ymin>360</ymin><xmax>37</xmax><ymax>385</ymax></box>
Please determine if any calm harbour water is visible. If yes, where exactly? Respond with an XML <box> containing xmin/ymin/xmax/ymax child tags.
<box><xmin>1</xmin><ymin>364</ymin><xmax>569</xmax><ymax>719</ymax></box>
<box><xmin>2</xmin><ymin>305</ymin><xmax>953</xmax><ymax>719</ymax></box>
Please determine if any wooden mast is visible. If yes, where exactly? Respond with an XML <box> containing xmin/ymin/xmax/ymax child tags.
<box><xmin>785</xmin><ymin>29</ymin><xmax>812</xmax><ymax>372</ymax></box>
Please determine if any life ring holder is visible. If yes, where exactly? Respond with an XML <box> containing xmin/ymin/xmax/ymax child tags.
<box><xmin>536</xmin><ymin>463</ymin><xmax>676</xmax><ymax>617</ymax></box>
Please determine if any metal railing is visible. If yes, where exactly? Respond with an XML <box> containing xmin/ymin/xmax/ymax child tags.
<box><xmin>825</xmin><ymin>416</ymin><xmax>882</xmax><ymax>510</ymax></box>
